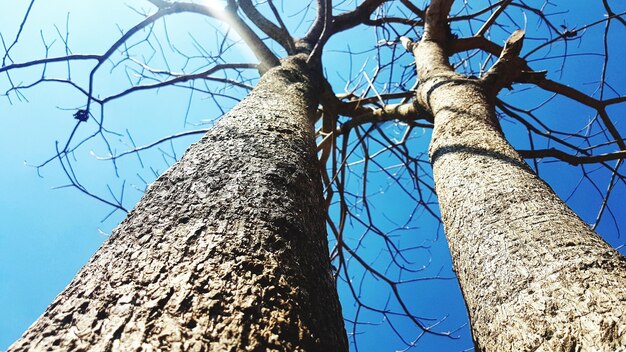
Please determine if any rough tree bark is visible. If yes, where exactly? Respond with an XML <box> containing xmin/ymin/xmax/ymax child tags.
<box><xmin>9</xmin><ymin>55</ymin><xmax>348</xmax><ymax>351</ymax></box>
<box><xmin>407</xmin><ymin>1</ymin><xmax>626</xmax><ymax>351</ymax></box>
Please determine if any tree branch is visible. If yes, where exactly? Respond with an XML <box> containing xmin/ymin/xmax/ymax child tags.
<box><xmin>338</xmin><ymin>103</ymin><xmax>432</xmax><ymax>134</ymax></box>
<box><xmin>324</xmin><ymin>0</ymin><xmax>389</xmax><ymax>36</ymax></box>
<box><xmin>181</xmin><ymin>2</ymin><xmax>280</xmax><ymax>72</ymax></box>
<box><xmin>451</xmin><ymin>35</ymin><xmax>621</xmax><ymax>110</ymax></box>
<box><xmin>101</xmin><ymin>63</ymin><xmax>256</xmax><ymax>103</ymax></box>
<box><xmin>307</xmin><ymin>0</ymin><xmax>332</xmax><ymax>63</ymax></box>
<box><xmin>518</xmin><ymin>148</ymin><xmax>626</xmax><ymax>166</ymax></box>
<box><xmin>474</xmin><ymin>0</ymin><xmax>513</xmax><ymax>37</ymax></box>
<box><xmin>423</xmin><ymin>0</ymin><xmax>454</xmax><ymax>42</ymax></box>
<box><xmin>482</xmin><ymin>30</ymin><xmax>546</xmax><ymax>96</ymax></box>
<box><xmin>238</xmin><ymin>0</ymin><xmax>295</xmax><ymax>54</ymax></box>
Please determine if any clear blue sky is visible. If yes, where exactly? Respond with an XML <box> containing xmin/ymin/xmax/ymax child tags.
<box><xmin>1</xmin><ymin>1</ymin><xmax>625</xmax><ymax>351</ymax></box>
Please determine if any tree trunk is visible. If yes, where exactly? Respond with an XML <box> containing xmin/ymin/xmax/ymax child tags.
<box><xmin>9</xmin><ymin>55</ymin><xmax>348</xmax><ymax>352</ymax></box>
<box><xmin>413</xmin><ymin>31</ymin><xmax>626</xmax><ymax>352</ymax></box>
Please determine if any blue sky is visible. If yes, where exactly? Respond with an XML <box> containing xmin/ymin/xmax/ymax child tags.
<box><xmin>0</xmin><ymin>1</ymin><xmax>206</xmax><ymax>348</ymax></box>
<box><xmin>1</xmin><ymin>1</ymin><xmax>625</xmax><ymax>351</ymax></box>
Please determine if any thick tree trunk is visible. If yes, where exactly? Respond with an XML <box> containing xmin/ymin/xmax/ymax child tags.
<box><xmin>10</xmin><ymin>55</ymin><xmax>348</xmax><ymax>352</ymax></box>
<box><xmin>413</xmin><ymin>25</ymin><xmax>626</xmax><ymax>352</ymax></box>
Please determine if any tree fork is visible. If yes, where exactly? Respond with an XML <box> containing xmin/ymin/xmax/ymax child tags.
<box><xmin>406</xmin><ymin>0</ymin><xmax>626</xmax><ymax>350</ymax></box>
<box><xmin>9</xmin><ymin>54</ymin><xmax>348</xmax><ymax>352</ymax></box>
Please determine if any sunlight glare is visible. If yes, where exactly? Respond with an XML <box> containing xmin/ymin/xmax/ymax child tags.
<box><xmin>200</xmin><ymin>0</ymin><xmax>258</xmax><ymax>63</ymax></box>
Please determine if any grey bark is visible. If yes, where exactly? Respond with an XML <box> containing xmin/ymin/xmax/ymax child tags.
<box><xmin>412</xmin><ymin>7</ymin><xmax>626</xmax><ymax>350</ymax></box>
<box><xmin>9</xmin><ymin>55</ymin><xmax>348</xmax><ymax>352</ymax></box>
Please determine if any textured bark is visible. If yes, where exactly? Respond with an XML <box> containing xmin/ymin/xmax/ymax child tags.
<box><xmin>413</xmin><ymin>17</ymin><xmax>626</xmax><ymax>352</ymax></box>
<box><xmin>10</xmin><ymin>55</ymin><xmax>348</xmax><ymax>352</ymax></box>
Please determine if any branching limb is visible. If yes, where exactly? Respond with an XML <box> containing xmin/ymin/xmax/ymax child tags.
<box><xmin>451</xmin><ymin>35</ymin><xmax>624</xmax><ymax>111</ymax></box>
<box><xmin>422</xmin><ymin>0</ymin><xmax>454</xmax><ymax>43</ymax></box>
<box><xmin>399</xmin><ymin>0</ymin><xmax>424</xmax><ymax>19</ymax></box>
<box><xmin>95</xmin><ymin>129</ymin><xmax>210</xmax><ymax>161</ymax></box>
<box><xmin>238</xmin><ymin>0</ymin><xmax>296</xmax><ymax>54</ymax></box>
<box><xmin>474</xmin><ymin>0</ymin><xmax>513</xmax><ymax>37</ymax></box>
<box><xmin>1</xmin><ymin>0</ymin><xmax>36</xmax><ymax>66</ymax></box>
<box><xmin>303</xmin><ymin>0</ymin><xmax>331</xmax><ymax>46</ymax></box>
<box><xmin>0</xmin><ymin>54</ymin><xmax>100</xmax><ymax>74</ymax></box>
<box><xmin>338</xmin><ymin>103</ymin><xmax>432</xmax><ymax>135</ymax></box>
<box><xmin>482</xmin><ymin>30</ymin><xmax>547</xmax><ymax>97</ymax></box>
<box><xmin>144</xmin><ymin>2</ymin><xmax>280</xmax><ymax>71</ymax></box>
<box><xmin>319</xmin><ymin>0</ymin><xmax>389</xmax><ymax>37</ymax></box>
<box><xmin>307</xmin><ymin>0</ymin><xmax>332</xmax><ymax>63</ymax></box>
<box><xmin>102</xmin><ymin>63</ymin><xmax>256</xmax><ymax>103</ymax></box>
<box><xmin>176</xmin><ymin>2</ymin><xmax>280</xmax><ymax>71</ymax></box>
<box><xmin>518</xmin><ymin>148</ymin><xmax>626</xmax><ymax>166</ymax></box>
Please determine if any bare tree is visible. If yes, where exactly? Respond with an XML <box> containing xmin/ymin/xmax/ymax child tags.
<box><xmin>2</xmin><ymin>0</ymin><xmax>626</xmax><ymax>351</ymax></box>
<box><xmin>398</xmin><ymin>1</ymin><xmax>626</xmax><ymax>349</ymax></box>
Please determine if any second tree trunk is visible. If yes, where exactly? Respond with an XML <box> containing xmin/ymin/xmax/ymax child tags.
<box><xmin>420</xmin><ymin>60</ymin><xmax>626</xmax><ymax>351</ymax></box>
